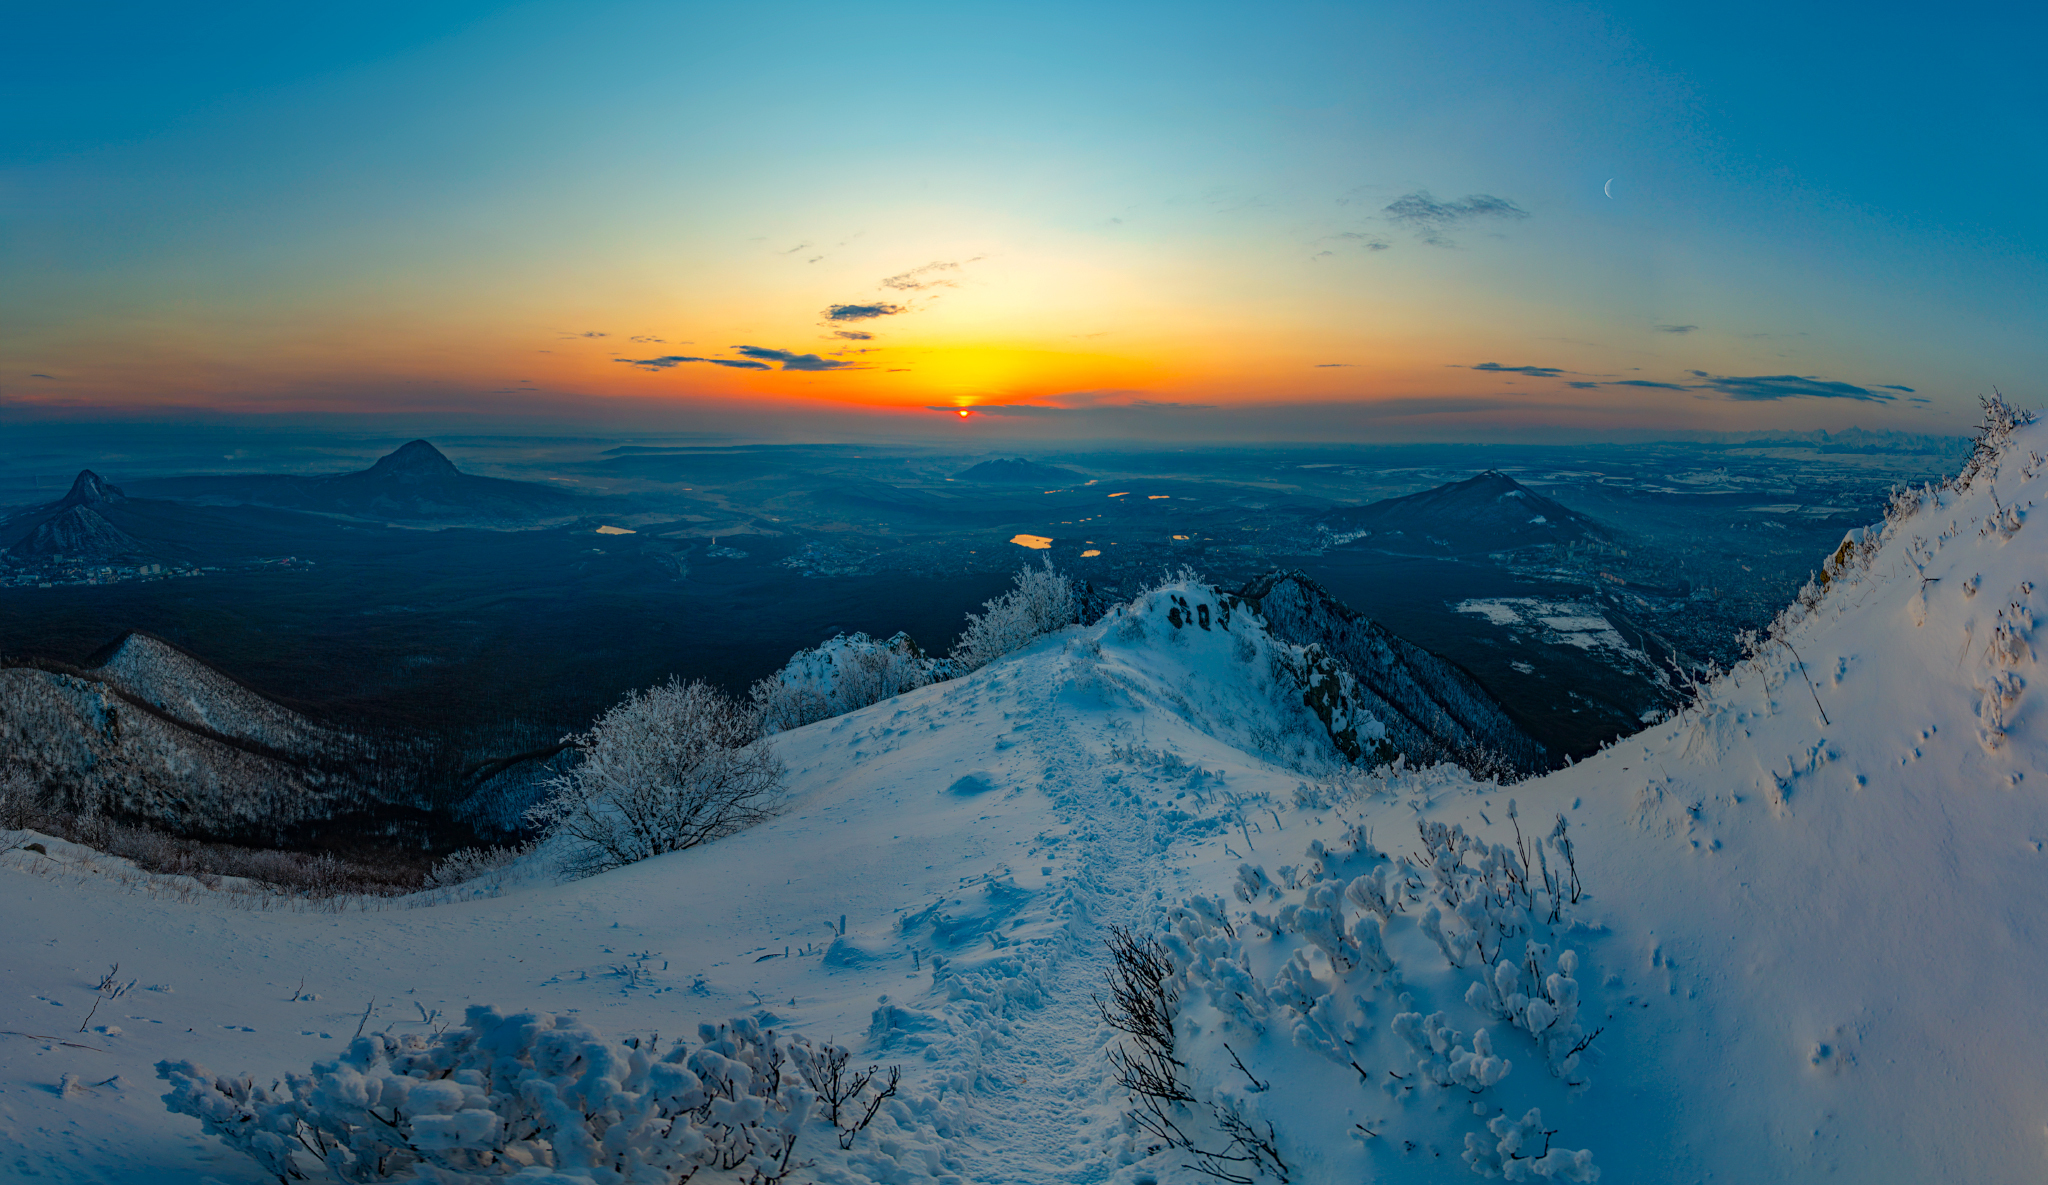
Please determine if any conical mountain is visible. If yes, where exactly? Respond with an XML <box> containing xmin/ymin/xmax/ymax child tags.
<box><xmin>6</xmin><ymin>504</ymin><xmax>146</xmax><ymax>561</ymax></box>
<box><xmin>1317</xmin><ymin>468</ymin><xmax>1609</xmax><ymax>554</ymax></box>
<box><xmin>358</xmin><ymin>439</ymin><xmax>462</xmax><ymax>483</ymax></box>
<box><xmin>52</xmin><ymin>469</ymin><xmax>126</xmax><ymax>510</ymax></box>
<box><xmin>125</xmin><ymin>438</ymin><xmax>590</xmax><ymax>523</ymax></box>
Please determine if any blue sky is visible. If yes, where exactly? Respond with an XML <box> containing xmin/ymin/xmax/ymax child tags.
<box><xmin>3</xmin><ymin>1</ymin><xmax>2040</xmax><ymax>439</ymax></box>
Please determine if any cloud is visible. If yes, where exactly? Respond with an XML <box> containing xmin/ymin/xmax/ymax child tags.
<box><xmin>929</xmin><ymin>403</ymin><xmax>1068</xmax><ymax>418</ymax></box>
<box><xmin>1877</xmin><ymin>384</ymin><xmax>1916</xmax><ymax>392</ymax></box>
<box><xmin>29</xmin><ymin>373</ymin><xmax>58</xmax><ymax>379</ymax></box>
<box><xmin>615</xmin><ymin>355</ymin><xmax>772</xmax><ymax>372</ymax></box>
<box><xmin>1654</xmin><ymin>324</ymin><xmax>1698</xmax><ymax>334</ymax></box>
<box><xmin>1314</xmin><ymin>363</ymin><xmax>1356</xmax><ymax>368</ymax></box>
<box><xmin>833</xmin><ymin>330</ymin><xmax>873</xmax><ymax>341</ymax></box>
<box><xmin>1612</xmin><ymin>379</ymin><xmax>1690</xmax><ymax>390</ymax></box>
<box><xmin>1567</xmin><ymin>381</ymin><xmax>1601</xmax><ymax>389</ymax></box>
<box><xmin>628</xmin><ymin>335</ymin><xmax>667</xmax><ymax>344</ymax></box>
<box><xmin>571</xmin><ymin>331</ymin><xmax>608</xmax><ymax>338</ymax></box>
<box><xmin>824</xmin><ymin>302</ymin><xmax>906</xmax><ymax>322</ymax></box>
<box><xmin>930</xmin><ymin>398</ymin><xmax>1214</xmax><ymax>418</ymax></box>
<box><xmin>1383</xmin><ymin>190</ymin><xmax>1528</xmax><ymax>245</ymax></box>
<box><xmin>881</xmin><ymin>261</ymin><xmax>962</xmax><ymax>292</ymax></box>
<box><xmin>927</xmin><ymin>389</ymin><xmax>1212</xmax><ymax>418</ymax></box>
<box><xmin>1471</xmin><ymin>362</ymin><xmax>1564</xmax><ymax>378</ymax></box>
<box><xmin>1694</xmin><ymin>373</ymin><xmax>1894</xmax><ymax>402</ymax></box>
<box><xmin>1908</xmin><ymin>397</ymin><xmax>1933</xmax><ymax>404</ymax></box>
<box><xmin>733</xmin><ymin>346</ymin><xmax>857</xmax><ymax>371</ymax></box>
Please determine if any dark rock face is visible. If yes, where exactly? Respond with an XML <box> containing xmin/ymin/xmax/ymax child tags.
<box><xmin>7</xmin><ymin>505</ymin><xmax>146</xmax><ymax>562</ymax></box>
<box><xmin>1317</xmin><ymin>470</ymin><xmax>1609</xmax><ymax>556</ymax></box>
<box><xmin>54</xmin><ymin>469</ymin><xmax>126</xmax><ymax>510</ymax></box>
<box><xmin>954</xmin><ymin>457</ymin><xmax>1083</xmax><ymax>485</ymax></box>
<box><xmin>1237</xmin><ymin>570</ymin><xmax>1548</xmax><ymax>779</ymax></box>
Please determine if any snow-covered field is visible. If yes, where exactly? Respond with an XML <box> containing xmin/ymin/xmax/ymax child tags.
<box><xmin>4</xmin><ymin>415</ymin><xmax>2046</xmax><ymax>1183</ymax></box>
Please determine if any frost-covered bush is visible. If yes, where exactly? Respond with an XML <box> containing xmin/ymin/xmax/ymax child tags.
<box><xmin>1122</xmin><ymin>807</ymin><xmax>1601</xmax><ymax>1179</ymax></box>
<box><xmin>528</xmin><ymin>679</ymin><xmax>783</xmax><ymax>878</ymax></box>
<box><xmin>1463</xmin><ymin>1109</ymin><xmax>1599</xmax><ymax>1181</ymax></box>
<box><xmin>950</xmin><ymin>558</ymin><xmax>1075</xmax><ymax>673</ymax></box>
<box><xmin>423</xmin><ymin>844</ymin><xmax>541</xmax><ymax>900</ymax></box>
<box><xmin>1951</xmin><ymin>391</ymin><xmax>2036</xmax><ymax>494</ymax></box>
<box><xmin>1392</xmin><ymin>1011</ymin><xmax>1512</xmax><ymax>1092</ymax></box>
<box><xmin>158</xmin><ymin>1009</ymin><xmax>854</xmax><ymax>1183</ymax></box>
<box><xmin>1464</xmin><ymin>943</ymin><xmax>1593</xmax><ymax>1085</ymax></box>
<box><xmin>750</xmin><ymin>631</ymin><xmax>941</xmax><ymax>735</ymax></box>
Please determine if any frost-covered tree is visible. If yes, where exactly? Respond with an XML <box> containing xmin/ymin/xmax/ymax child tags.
<box><xmin>950</xmin><ymin>557</ymin><xmax>1075</xmax><ymax>673</ymax></box>
<box><xmin>528</xmin><ymin>678</ymin><xmax>783</xmax><ymax>877</ymax></box>
<box><xmin>750</xmin><ymin>631</ymin><xmax>940</xmax><ymax>734</ymax></box>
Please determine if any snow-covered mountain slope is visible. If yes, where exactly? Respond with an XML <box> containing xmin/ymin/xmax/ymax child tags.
<box><xmin>83</xmin><ymin>632</ymin><xmax>346</xmax><ymax>758</ymax></box>
<box><xmin>0</xmin><ymin>663</ymin><xmax>358</xmax><ymax>835</ymax></box>
<box><xmin>1239</xmin><ymin>571</ymin><xmax>1547</xmax><ymax>777</ymax></box>
<box><xmin>2</xmin><ymin>413</ymin><xmax>2044</xmax><ymax>1183</ymax></box>
<box><xmin>0</xmin><ymin>637</ymin><xmax>365</xmax><ymax>836</ymax></box>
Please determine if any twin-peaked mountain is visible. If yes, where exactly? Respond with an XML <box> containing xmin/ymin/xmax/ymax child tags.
<box><xmin>1318</xmin><ymin>469</ymin><xmax>1610</xmax><ymax>555</ymax></box>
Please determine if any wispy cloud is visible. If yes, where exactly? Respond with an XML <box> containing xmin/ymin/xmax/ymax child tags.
<box><xmin>1383</xmin><ymin>190</ymin><xmax>1528</xmax><ymax>245</ymax></box>
<box><xmin>1877</xmin><ymin>383</ymin><xmax>1916</xmax><ymax>392</ymax></box>
<box><xmin>1690</xmin><ymin>372</ymin><xmax>1894</xmax><ymax>402</ymax></box>
<box><xmin>1567</xmin><ymin>381</ymin><xmax>1601</xmax><ymax>389</ymax></box>
<box><xmin>1653</xmin><ymin>324</ymin><xmax>1697</xmax><ymax>334</ymax></box>
<box><xmin>1470</xmin><ymin>362</ymin><xmax>1564</xmax><ymax>378</ymax></box>
<box><xmin>733</xmin><ymin>346</ymin><xmax>857</xmax><ymax>371</ymax></box>
<box><xmin>932</xmin><ymin>397</ymin><xmax>1214</xmax><ymax>417</ymax></box>
<box><xmin>881</xmin><ymin>261</ymin><xmax>962</xmax><ymax>292</ymax></box>
<box><xmin>1314</xmin><ymin>363</ymin><xmax>1356</xmax><ymax>368</ymax></box>
<box><xmin>628</xmin><ymin>335</ymin><xmax>667</xmax><ymax>344</ymax></box>
<box><xmin>823</xmin><ymin>302</ymin><xmax>905</xmax><ymax>322</ymax></box>
<box><xmin>1612</xmin><ymin>379</ymin><xmax>1690</xmax><ymax>390</ymax></box>
<box><xmin>29</xmin><ymin>373</ymin><xmax>58</xmax><ymax>379</ymax></box>
<box><xmin>616</xmin><ymin>355</ymin><xmax>772</xmax><ymax>371</ymax></box>
<box><xmin>832</xmin><ymin>330</ymin><xmax>873</xmax><ymax>341</ymax></box>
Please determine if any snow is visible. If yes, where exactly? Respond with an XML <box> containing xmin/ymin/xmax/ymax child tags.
<box><xmin>1452</xmin><ymin>599</ymin><xmax>1648</xmax><ymax>668</ymax></box>
<box><xmin>5</xmin><ymin>416</ymin><xmax>2048</xmax><ymax>1182</ymax></box>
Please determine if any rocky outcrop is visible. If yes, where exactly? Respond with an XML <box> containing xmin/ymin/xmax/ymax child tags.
<box><xmin>1238</xmin><ymin>570</ymin><xmax>1548</xmax><ymax>778</ymax></box>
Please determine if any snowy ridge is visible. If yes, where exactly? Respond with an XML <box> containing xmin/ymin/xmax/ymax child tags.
<box><xmin>0</xmin><ymin>666</ymin><xmax>357</xmax><ymax>834</ymax></box>
<box><xmin>0</xmin><ymin>634</ymin><xmax>367</xmax><ymax>839</ymax></box>
<box><xmin>4</xmin><ymin>411</ymin><xmax>2046</xmax><ymax>1182</ymax></box>
<box><xmin>85</xmin><ymin>633</ymin><xmax>349</xmax><ymax>757</ymax></box>
<box><xmin>1239</xmin><ymin>571</ymin><xmax>1547</xmax><ymax>777</ymax></box>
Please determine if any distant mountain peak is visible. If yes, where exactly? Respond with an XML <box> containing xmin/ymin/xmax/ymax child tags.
<box><xmin>1316</xmin><ymin>468</ymin><xmax>1610</xmax><ymax>555</ymax></box>
<box><xmin>362</xmin><ymin>440</ymin><xmax>461</xmax><ymax>480</ymax></box>
<box><xmin>954</xmin><ymin>457</ymin><xmax>1081</xmax><ymax>484</ymax></box>
<box><xmin>7</xmin><ymin>504</ymin><xmax>146</xmax><ymax>561</ymax></box>
<box><xmin>55</xmin><ymin>469</ymin><xmax>125</xmax><ymax>510</ymax></box>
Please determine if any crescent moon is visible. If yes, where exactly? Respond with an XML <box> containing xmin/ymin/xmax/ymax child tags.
<box><xmin>1604</xmin><ymin>178</ymin><xmax>1614</xmax><ymax>199</ymax></box>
